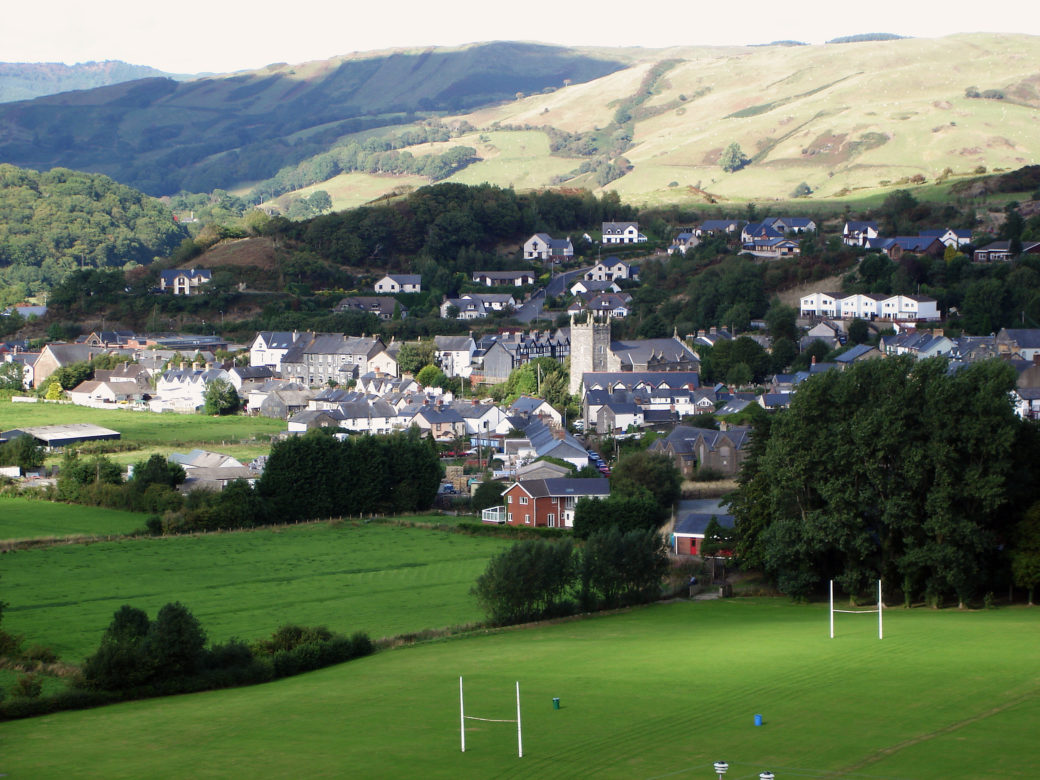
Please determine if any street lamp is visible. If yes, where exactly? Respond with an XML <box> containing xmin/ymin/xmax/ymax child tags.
<box><xmin>713</xmin><ymin>761</ymin><xmax>729</xmax><ymax>778</ymax></box>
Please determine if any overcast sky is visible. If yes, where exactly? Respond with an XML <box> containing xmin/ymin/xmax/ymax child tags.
<box><xmin>4</xmin><ymin>0</ymin><xmax>1039</xmax><ymax>74</ymax></box>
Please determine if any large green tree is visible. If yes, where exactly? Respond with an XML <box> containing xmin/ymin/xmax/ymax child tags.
<box><xmin>729</xmin><ymin>356</ymin><xmax>1025</xmax><ymax>606</ymax></box>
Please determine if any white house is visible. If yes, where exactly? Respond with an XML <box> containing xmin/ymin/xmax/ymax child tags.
<box><xmin>877</xmin><ymin>294</ymin><xmax>940</xmax><ymax>321</ymax></box>
<box><xmin>839</xmin><ymin>293</ymin><xmax>886</xmax><ymax>320</ymax></box>
<box><xmin>154</xmin><ymin>365</ymin><xmax>231</xmax><ymax>412</ymax></box>
<box><xmin>434</xmin><ymin>335</ymin><xmax>476</xmax><ymax>378</ymax></box>
<box><xmin>374</xmin><ymin>274</ymin><xmax>422</xmax><ymax>294</ymax></box>
<box><xmin>159</xmin><ymin>269</ymin><xmax>211</xmax><ymax>295</ymax></box>
<box><xmin>601</xmin><ymin>222</ymin><xmax>646</xmax><ymax>244</ymax></box>
<box><xmin>842</xmin><ymin>221</ymin><xmax>880</xmax><ymax>247</ymax></box>
<box><xmin>800</xmin><ymin>292</ymin><xmax>842</xmax><ymax>319</ymax></box>
<box><xmin>249</xmin><ymin>331</ymin><xmax>303</xmax><ymax>372</ymax></box>
<box><xmin>523</xmin><ymin>234</ymin><xmax>573</xmax><ymax>261</ymax></box>
<box><xmin>585</xmin><ymin>258</ymin><xmax>638</xmax><ymax>282</ymax></box>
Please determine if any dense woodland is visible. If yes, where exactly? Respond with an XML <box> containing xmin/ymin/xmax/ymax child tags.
<box><xmin>0</xmin><ymin>165</ymin><xmax>185</xmax><ymax>303</ymax></box>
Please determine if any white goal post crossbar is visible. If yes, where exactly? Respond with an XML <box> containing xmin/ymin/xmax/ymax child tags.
<box><xmin>829</xmin><ymin>580</ymin><xmax>883</xmax><ymax>640</ymax></box>
<box><xmin>459</xmin><ymin>677</ymin><xmax>523</xmax><ymax>758</ymax></box>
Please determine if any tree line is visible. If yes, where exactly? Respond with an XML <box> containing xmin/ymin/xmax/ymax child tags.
<box><xmin>47</xmin><ymin>429</ymin><xmax>442</xmax><ymax>535</ymax></box>
<box><xmin>727</xmin><ymin>356</ymin><xmax>1040</xmax><ymax>607</ymax></box>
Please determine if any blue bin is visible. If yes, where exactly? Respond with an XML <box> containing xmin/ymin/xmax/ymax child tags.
<box><xmin>754</xmin><ymin>713</ymin><xmax>763</xmax><ymax>726</ymax></box>
<box><xmin>553</xmin><ymin>697</ymin><xmax>560</xmax><ymax>710</ymax></box>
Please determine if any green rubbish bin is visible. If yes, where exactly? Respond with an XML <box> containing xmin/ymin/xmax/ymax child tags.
<box><xmin>553</xmin><ymin>697</ymin><xmax>560</xmax><ymax>710</ymax></box>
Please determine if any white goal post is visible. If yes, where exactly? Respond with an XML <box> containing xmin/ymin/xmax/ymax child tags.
<box><xmin>829</xmin><ymin>580</ymin><xmax>883</xmax><ymax>639</ymax></box>
<box><xmin>459</xmin><ymin>677</ymin><xmax>523</xmax><ymax>758</ymax></box>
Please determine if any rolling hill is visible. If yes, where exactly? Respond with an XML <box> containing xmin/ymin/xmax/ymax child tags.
<box><xmin>0</xmin><ymin>43</ymin><xmax>627</xmax><ymax>196</ymax></box>
<box><xmin>2</xmin><ymin>34</ymin><xmax>1039</xmax><ymax>209</ymax></box>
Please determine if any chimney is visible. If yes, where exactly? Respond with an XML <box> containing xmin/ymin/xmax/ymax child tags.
<box><xmin>720</xmin><ymin>420</ymin><xmax>729</xmax><ymax>431</ymax></box>
<box><xmin>698</xmin><ymin>329</ymin><xmax>705</xmax><ymax>338</ymax></box>
<box><xmin>710</xmin><ymin>326</ymin><xmax>717</xmax><ymax>335</ymax></box>
<box><xmin>205</xmin><ymin>361</ymin><xmax>213</xmax><ymax>370</ymax></box>
<box><xmin>933</xmin><ymin>329</ymin><xmax>943</xmax><ymax>337</ymax></box>
<box><xmin>192</xmin><ymin>361</ymin><xmax>200</xmax><ymax>371</ymax></box>
<box><xmin>811</xmin><ymin>355</ymin><xmax>817</xmax><ymax>365</ymax></box>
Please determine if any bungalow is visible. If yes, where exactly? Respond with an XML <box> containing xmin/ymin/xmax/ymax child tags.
<box><xmin>834</xmin><ymin>343</ymin><xmax>882</xmax><ymax>367</ymax></box>
<box><xmin>695</xmin><ymin>220</ymin><xmax>744</xmax><ymax>237</ymax></box>
<box><xmin>440</xmin><ymin>294</ymin><xmax>516</xmax><ymax>319</ymax></box>
<box><xmin>499</xmin><ymin>478</ymin><xmax>610</xmax><ymax>528</ymax></box>
<box><xmin>880</xmin><ymin>330</ymin><xmax>955</xmax><ymax>359</ymax></box>
<box><xmin>523</xmin><ymin>234</ymin><xmax>573</xmax><ymax>261</ymax></box>
<box><xmin>471</xmin><ymin>270</ymin><xmax>537</xmax><ymax>287</ymax></box>
<box><xmin>671</xmin><ymin>500</ymin><xmax>734</xmax><ymax>556</ymax></box>
<box><xmin>335</xmin><ymin>296</ymin><xmax>406</xmax><ymax>320</ymax></box>
<box><xmin>973</xmin><ymin>240</ymin><xmax>1040</xmax><ymax>263</ymax></box>
<box><xmin>864</xmin><ymin>236</ymin><xmax>945</xmax><ymax>260</ymax></box>
<box><xmin>373</xmin><ymin>274</ymin><xmax>421</xmax><ymax>294</ymax></box>
<box><xmin>66</xmin><ymin>380</ymin><xmax>141</xmax><ymax>407</ymax></box>
<box><xmin>569</xmin><ymin>279</ymin><xmax>621</xmax><ymax>296</ymax></box>
<box><xmin>601</xmin><ymin>221</ymin><xmax>646</xmax><ymax>245</ymax></box>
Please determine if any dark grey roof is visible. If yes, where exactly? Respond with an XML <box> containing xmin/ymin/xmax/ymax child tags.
<box><xmin>512</xmin><ymin>477</ymin><xmax>610</xmax><ymax>498</ymax></box>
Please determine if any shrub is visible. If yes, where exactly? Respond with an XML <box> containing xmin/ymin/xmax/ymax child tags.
<box><xmin>24</xmin><ymin>645</ymin><xmax>58</xmax><ymax>664</ymax></box>
<box><xmin>10</xmin><ymin>674</ymin><xmax>43</xmax><ymax>700</ymax></box>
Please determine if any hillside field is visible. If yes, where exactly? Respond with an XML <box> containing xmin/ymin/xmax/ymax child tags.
<box><xmin>1</xmin><ymin>522</ymin><xmax>511</xmax><ymax>662</ymax></box>
<box><xmin>3</xmin><ymin>599</ymin><xmax>1037</xmax><ymax>778</ymax></box>
<box><xmin>0</xmin><ymin>496</ymin><xmax>147</xmax><ymax>542</ymax></box>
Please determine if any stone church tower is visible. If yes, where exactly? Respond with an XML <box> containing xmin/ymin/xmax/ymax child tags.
<box><xmin>568</xmin><ymin>313</ymin><xmax>612</xmax><ymax>395</ymax></box>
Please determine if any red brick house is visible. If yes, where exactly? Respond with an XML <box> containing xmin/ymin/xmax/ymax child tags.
<box><xmin>500</xmin><ymin>478</ymin><xmax>610</xmax><ymax>529</ymax></box>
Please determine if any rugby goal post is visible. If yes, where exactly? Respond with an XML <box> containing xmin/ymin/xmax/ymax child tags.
<box><xmin>459</xmin><ymin>677</ymin><xmax>523</xmax><ymax>758</ymax></box>
<box><xmin>829</xmin><ymin>580</ymin><xmax>883</xmax><ymax>639</ymax></box>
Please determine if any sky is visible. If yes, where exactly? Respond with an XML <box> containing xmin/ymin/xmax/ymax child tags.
<box><xmin>4</xmin><ymin>0</ymin><xmax>1040</xmax><ymax>74</ymax></box>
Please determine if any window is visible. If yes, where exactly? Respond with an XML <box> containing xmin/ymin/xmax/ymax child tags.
<box><xmin>519</xmin><ymin>496</ymin><xmax>529</xmax><ymax>505</ymax></box>
<box><xmin>507</xmin><ymin>495</ymin><xmax>512</xmax><ymax>504</ymax></box>
<box><xmin>547</xmin><ymin>513</ymin><xmax>555</xmax><ymax>527</ymax></box>
<box><xmin>524</xmin><ymin>514</ymin><xmax>530</xmax><ymax>525</ymax></box>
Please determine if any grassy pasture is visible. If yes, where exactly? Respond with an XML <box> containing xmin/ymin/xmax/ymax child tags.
<box><xmin>1</xmin><ymin>522</ymin><xmax>510</xmax><ymax>662</ymax></box>
<box><xmin>0</xmin><ymin>400</ymin><xmax>284</xmax><ymax>446</ymax></box>
<box><xmin>2</xmin><ymin>599</ymin><xmax>1038</xmax><ymax>778</ymax></box>
<box><xmin>0</xmin><ymin>497</ymin><xmax>146</xmax><ymax>542</ymax></box>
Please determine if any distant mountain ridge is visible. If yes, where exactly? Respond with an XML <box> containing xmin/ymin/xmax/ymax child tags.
<box><xmin>0</xmin><ymin>43</ymin><xmax>626</xmax><ymax>196</ymax></box>
<box><xmin>0</xmin><ymin>60</ymin><xmax>185</xmax><ymax>103</ymax></box>
<box><xmin>1</xmin><ymin>35</ymin><xmax>1038</xmax><ymax>207</ymax></box>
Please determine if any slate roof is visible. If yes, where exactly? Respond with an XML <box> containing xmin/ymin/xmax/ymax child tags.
<box><xmin>835</xmin><ymin>344</ymin><xmax>877</xmax><ymax>363</ymax></box>
<box><xmin>1002</xmin><ymin>329</ymin><xmax>1040</xmax><ymax>350</ymax></box>
<box><xmin>385</xmin><ymin>274</ymin><xmax>422</xmax><ymax>285</ymax></box>
<box><xmin>582</xmin><ymin>371</ymin><xmax>701</xmax><ymax>392</ymax></box>
<box><xmin>609</xmin><ymin>338</ymin><xmax>700</xmax><ymax>368</ymax></box>
<box><xmin>511</xmin><ymin>478</ymin><xmax>610</xmax><ymax>498</ymax></box>
<box><xmin>435</xmin><ymin>335</ymin><xmax>475</xmax><ymax>351</ymax></box>
<box><xmin>256</xmin><ymin>331</ymin><xmax>300</xmax><ymax>350</ymax></box>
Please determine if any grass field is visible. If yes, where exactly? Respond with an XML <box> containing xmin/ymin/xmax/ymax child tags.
<box><xmin>0</xmin><ymin>400</ymin><xmax>284</xmax><ymax>445</ymax></box>
<box><xmin>3</xmin><ymin>599</ymin><xmax>1037</xmax><ymax>778</ymax></box>
<box><xmin>0</xmin><ymin>496</ymin><xmax>147</xmax><ymax>542</ymax></box>
<box><xmin>1</xmin><ymin>522</ymin><xmax>510</xmax><ymax>662</ymax></box>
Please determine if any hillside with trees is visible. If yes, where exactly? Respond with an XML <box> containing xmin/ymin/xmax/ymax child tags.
<box><xmin>0</xmin><ymin>164</ymin><xmax>186</xmax><ymax>299</ymax></box>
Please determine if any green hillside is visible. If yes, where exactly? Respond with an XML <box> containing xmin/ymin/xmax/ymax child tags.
<box><xmin>0</xmin><ymin>43</ymin><xmax>626</xmax><ymax>196</ymax></box>
<box><xmin>0</xmin><ymin>164</ymin><xmax>186</xmax><ymax>298</ymax></box>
